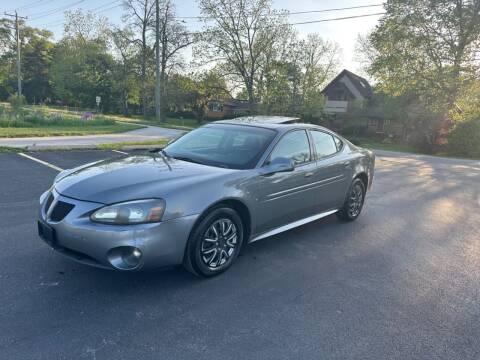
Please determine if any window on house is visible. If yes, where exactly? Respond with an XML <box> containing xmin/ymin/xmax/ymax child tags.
<box><xmin>208</xmin><ymin>102</ymin><xmax>223</xmax><ymax>112</ymax></box>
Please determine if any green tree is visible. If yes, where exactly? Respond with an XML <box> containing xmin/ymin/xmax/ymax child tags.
<box><xmin>122</xmin><ymin>0</ymin><xmax>156</xmax><ymax>116</ymax></box>
<box><xmin>198</xmin><ymin>0</ymin><xmax>290</xmax><ymax>110</ymax></box>
<box><xmin>112</xmin><ymin>28</ymin><xmax>141</xmax><ymax>115</ymax></box>
<box><xmin>0</xmin><ymin>19</ymin><xmax>55</xmax><ymax>103</ymax></box>
<box><xmin>259</xmin><ymin>33</ymin><xmax>339</xmax><ymax>119</ymax></box>
<box><xmin>21</xmin><ymin>27</ymin><xmax>55</xmax><ymax>104</ymax></box>
<box><xmin>166</xmin><ymin>70</ymin><xmax>230</xmax><ymax>121</ymax></box>
<box><xmin>0</xmin><ymin>18</ymin><xmax>17</xmax><ymax>99</ymax></box>
<box><xmin>358</xmin><ymin>0</ymin><xmax>480</xmax><ymax>149</ymax></box>
<box><xmin>50</xmin><ymin>11</ymin><xmax>116</xmax><ymax>111</ymax></box>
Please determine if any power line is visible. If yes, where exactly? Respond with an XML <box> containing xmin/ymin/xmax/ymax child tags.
<box><xmin>89</xmin><ymin>0</ymin><xmax>122</xmax><ymax>13</ymax></box>
<box><xmin>36</xmin><ymin>1</ymin><xmax>122</xmax><ymax>27</ymax></box>
<box><xmin>289</xmin><ymin>12</ymin><xmax>385</xmax><ymax>25</ymax></box>
<box><xmin>175</xmin><ymin>3</ymin><xmax>384</xmax><ymax>20</ymax></box>
<box><xmin>33</xmin><ymin>4</ymin><xmax>385</xmax><ymax>30</ymax></box>
<box><xmin>28</xmin><ymin>0</ymin><xmax>87</xmax><ymax>21</ymax></box>
<box><xmin>181</xmin><ymin>11</ymin><xmax>387</xmax><ymax>36</ymax></box>
<box><xmin>15</xmin><ymin>0</ymin><xmax>56</xmax><ymax>11</ymax></box>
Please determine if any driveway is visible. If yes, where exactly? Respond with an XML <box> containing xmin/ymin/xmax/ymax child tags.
<box><xmin>0</xmin><ymin>125</ymin><xmax>185</xmax><ymax>148</ymax></box>
<box><xmin>0</xmin><ymin>150</ymin><xmax>479</xmax><ymax>359</ymax></box>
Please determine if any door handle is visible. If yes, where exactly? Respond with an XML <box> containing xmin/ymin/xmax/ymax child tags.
<box><xmin>305</xmin><ymin>172</ymin><xmax>314</xmax><ymax>177</ymax></box>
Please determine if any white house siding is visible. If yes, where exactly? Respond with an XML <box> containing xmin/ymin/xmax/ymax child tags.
<box><xmin>324</xmin><ymin>100</ymin><xmax>348</xmax><ymax>113</ymax></box>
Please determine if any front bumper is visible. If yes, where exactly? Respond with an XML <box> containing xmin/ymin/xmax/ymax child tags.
<box><xmin>38</xmin><ymin>190</ymin><xmax>199</xmax><ymax>270</ymax></box>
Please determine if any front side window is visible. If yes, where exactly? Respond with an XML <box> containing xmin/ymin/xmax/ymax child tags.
<box><xmin>269</xmin><ymin>130</ymin><xmax>311</xmax><ymax>165</ymax></box>
<box><xmin>310</xmin><ymin>131</ymin><xmax>338</xmax><ymax>158</ymax></box>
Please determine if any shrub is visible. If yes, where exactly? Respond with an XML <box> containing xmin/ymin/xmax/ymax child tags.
<box><xmin>8</xmin><ymin>94</ymin><xmax>26</xmax><ymax>115</ymax></box>
<box><xmin>448</xmin><ymin>118</ymin><xmax>480</xmax><ymax>158</ymax></box>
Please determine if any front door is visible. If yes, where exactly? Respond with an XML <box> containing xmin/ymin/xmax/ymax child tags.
<box><xmin>254</xmin><ymin>130</ymin><xmax>319</xmax><ymax>235</ymax></box>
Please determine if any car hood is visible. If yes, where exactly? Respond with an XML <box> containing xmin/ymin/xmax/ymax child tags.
<box><xmin>54</xmin><ymin>154</ymin><xmax>232</xmax><ymax>204</ymax></box>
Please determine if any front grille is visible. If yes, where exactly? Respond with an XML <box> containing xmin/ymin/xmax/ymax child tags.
<box><xmin>50</xmin><ymin>201</ymin><xmax>75</xmax><ymax>222</ymax></box>
<box><xmin>44</xmin><ymin>193</ymin><xmax>54</xmax><ymax>213</ymax></box>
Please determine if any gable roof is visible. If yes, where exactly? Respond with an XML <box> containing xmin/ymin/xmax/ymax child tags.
<box><xmin>322</xmin><ymin>69</ymin><xmax>373</xmax><ymax>99</ymax></box>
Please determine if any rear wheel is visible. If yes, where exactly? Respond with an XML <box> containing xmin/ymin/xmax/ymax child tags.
<box><xmin>337</xmin><ymin>178</ymin><xmax>366</xmax><ymax>221</ymax></box>
<box><xmin>184</xmin><ymin>207</ymin><xmax>243</xmax><ymax>277</ymax></box>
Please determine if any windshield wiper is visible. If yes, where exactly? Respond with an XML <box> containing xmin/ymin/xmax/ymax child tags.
<box><xmin>172</xmin><ymin>156</ymin><xmax>204</xmax><ymax>165</ymax></box>
<box><xmin>158</xmin><ymin>150</ymin><xmax>172</xmax><ymax>171</ymax></box>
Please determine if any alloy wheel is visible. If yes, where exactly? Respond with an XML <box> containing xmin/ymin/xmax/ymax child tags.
<box><xmin>348</xmin><ymin>183</ymin><xmax>364</xmax><ymax>218</ymax></box>
<box><xmin>200</xmin><ymin>218</ymin><xmax>238</xmax><ymax>270</ymax></box>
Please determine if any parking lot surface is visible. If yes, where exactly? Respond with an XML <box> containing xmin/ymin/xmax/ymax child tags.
<box><xmin>0</xmin><ymin>149</ymin><xmax>479</xmax><ymax>359</ymax></box>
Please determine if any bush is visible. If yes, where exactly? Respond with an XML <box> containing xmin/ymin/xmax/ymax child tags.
<box><xmin>448</xmin><ymin>119</ymin><xmax>480</xmax><ymax>158</ymax></box>
<box><xmin>8</xmin><ymin>94</ymin><xmax>26</xmax><ymax>115</ymax></box>
<box><xmin>0</xmin><ymin>109</ymin><xmax>116</xmax><ymax>128</ymax></box>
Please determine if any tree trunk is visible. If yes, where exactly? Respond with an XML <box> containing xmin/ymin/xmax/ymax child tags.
<box><xmin>141</xmin><ymin>27</ymin><xmax>147</xmax><ymax>117</ymax></box>
<box><xmin>246</xmin><ymin>80</ymin><xmax>255</xmax><ymax>114</ymax></box>
<box><xmin>160</xmin><ymin>58</ymin><xmax>167</xmax><ymax>122</ymax></box>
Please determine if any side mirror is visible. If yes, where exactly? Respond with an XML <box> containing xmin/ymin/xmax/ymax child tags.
<box><xmin>262</xmin><ymin>157</ymin><xmax>295</xmax><ymax>175</ymax></box>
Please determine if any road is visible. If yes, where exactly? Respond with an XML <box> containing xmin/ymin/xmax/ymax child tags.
<box><xmin>0</xmin><ymin>125</ymin><xmax>184</xmax><ymax>148</ymax></box>
<box><xmin>0</xmin><ymin>150</ymin><xmax>479</xmax><ymax>359</ymax></box>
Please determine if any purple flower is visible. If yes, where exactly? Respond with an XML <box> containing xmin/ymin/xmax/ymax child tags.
<box><xmin>82</xmin><ymin>112</ymin><xmax>94</xmax><ymax>121</ymax></box>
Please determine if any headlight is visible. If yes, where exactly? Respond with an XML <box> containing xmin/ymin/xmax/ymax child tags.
<box><xmin>39</xmin><ymin>188</ymin><xmax>51</xmax><ymax>205</ymax></box>
<box><xmin>90</xmin><ymin>199</ymin><xmax>166</xmax><ymax>224</ymax></box>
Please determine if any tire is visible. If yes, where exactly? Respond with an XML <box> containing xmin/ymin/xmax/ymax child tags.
<box><xmin>183</xmin><ymin>207</ymin><xmax>244</xmax><ymax>277</ymax></box>
<box><xmin>337</xmin><ymin>178</ymin><xmax>366</xmax><ymax>222</ymax></box>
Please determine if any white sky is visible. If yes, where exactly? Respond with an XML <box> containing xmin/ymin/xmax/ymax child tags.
<box><xmin>1</xmin><ymin>0</ymin><xmax>384</xmax><ymax>75</ymax></box>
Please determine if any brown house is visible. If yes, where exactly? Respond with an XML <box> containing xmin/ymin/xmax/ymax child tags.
<box><xmin>321</xmin><ymin>69</ymin><xmax>386</xmax><ymax>134</ymax></box>
<box><xmin>205</xmin><ymin>99</ymin><xmax>251</xmax><ymax>119</ymax></box>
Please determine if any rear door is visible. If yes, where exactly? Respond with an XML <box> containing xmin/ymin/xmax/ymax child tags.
<box><xmin>254</xmin><ymin>129</ymin><xmax>319</xmax><ymax>234</ymax></box>
<box><xmin>308</xmin><ymin>130</ymin><xmax>351</xmax><ymax>211</ymax></box>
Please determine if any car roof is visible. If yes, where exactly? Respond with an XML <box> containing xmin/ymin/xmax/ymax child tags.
<box><xmin>212</xmin><ymin>116</ymin><xmax>333</xmax><ymax>133</ymax></box>
<box><xmin>215</xmin><ymin>116</ymin><xmax>299</xmax><ymax>127</ymax></box>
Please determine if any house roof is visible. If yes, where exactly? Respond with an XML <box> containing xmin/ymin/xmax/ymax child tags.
<box><xmin>322</xmin><ymin>69</ymin><xmax>373</xmax><ymax>99</ymax></box>
<box><xmin>224</xmin><ymin>99</ymin><xmax>252</xmax><ymax>110</ymax></box>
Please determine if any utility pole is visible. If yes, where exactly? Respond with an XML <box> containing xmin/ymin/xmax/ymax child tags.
<box><xmin>4</xmin><ymin>11</ymin><xmax>27</xmax><ymax>97</ymax></box>
<box><xmin>155</xmin><ymin>0</ymin><xmax>161</xmax><ymax>123</ymax></box>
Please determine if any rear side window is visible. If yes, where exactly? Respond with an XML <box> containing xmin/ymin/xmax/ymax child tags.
<box><xmin>269</xmin><ymin>130</ymin><xmax>311</xmax><ymax>165</ymax></box>
<box><xmin>334</xmin><ymin>136</ymin><xmax>343</xmax><ymax>151</ymax></box>
<box><xmin>310</xmin><ymin>131</ymin><xmax>338</xmax><ymax>159</ymax></box>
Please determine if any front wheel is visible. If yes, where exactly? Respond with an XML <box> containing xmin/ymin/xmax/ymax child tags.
<box><xmin>183</xmin><ymin>207</ymin><xmax>244</xmax><ymax>277</ymax></box>
<box><xmin>337</xmin><ymin>178</ymin><xmax>366</xmax><ymax>221</ymax></box>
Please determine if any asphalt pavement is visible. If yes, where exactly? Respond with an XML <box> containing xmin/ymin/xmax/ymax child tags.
<box><xmin>0</xmin><ymin>149</ymin><xmax>479</xmax><ymax>359</ymax></box>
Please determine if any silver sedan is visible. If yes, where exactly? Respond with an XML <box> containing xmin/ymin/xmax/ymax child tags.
<box><xmin>38</xmin><ymin>116</ymin><xmax>375</xmax><ymax>277</ymax></box>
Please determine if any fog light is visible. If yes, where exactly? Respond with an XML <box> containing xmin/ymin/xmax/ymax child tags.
<box><xmin>107</xmin><ymin>246</ymin><xmax>143</xmax><ymax>270</ymax></box>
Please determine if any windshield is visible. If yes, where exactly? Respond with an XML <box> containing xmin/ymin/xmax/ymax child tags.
<box><xmin>164</xmin><ymin>124</ymin><xmax>277</xmax><ymax>169</ymax></box>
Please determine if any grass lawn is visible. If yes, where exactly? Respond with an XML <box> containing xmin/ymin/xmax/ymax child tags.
<box><xmin>0</xmin><ymin>123</ymin><xmax>143</xmax><ymax>138</ymax></box>
<box><xmin>98</xmin><ymin>139</ymin><xmax>169</xmax><ymax>150</ymax></box>
<box><xmin>115</xmin><ymin>115</ymin><xmax>199</xmax><ymax>130</ymax></box>
<box><xmin>0</xmin><ymin>102</ymin><xmax>144</xmax><ymax>138</ymax></box>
